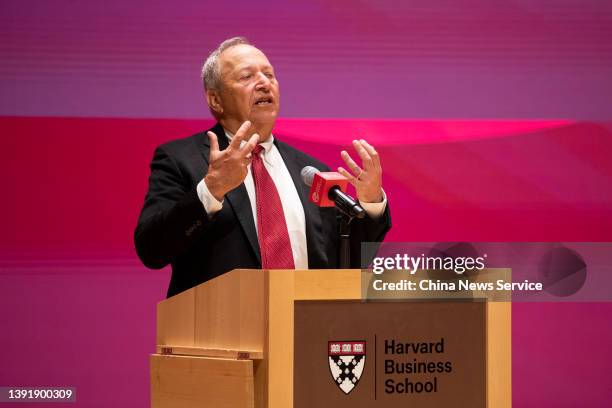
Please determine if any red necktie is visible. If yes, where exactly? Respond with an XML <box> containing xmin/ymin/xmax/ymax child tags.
<box><xmin>251</xmin><ymin>145</ymin><xmax>295</xmax><ymax>269</ymax></box>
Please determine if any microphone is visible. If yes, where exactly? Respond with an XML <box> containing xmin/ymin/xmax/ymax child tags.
<box><xmin>300</xmin><ymin>166</ymin><xmax>365</xmax><ymax>219</ymax></box>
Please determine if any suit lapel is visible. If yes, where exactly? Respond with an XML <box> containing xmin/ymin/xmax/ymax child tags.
<box><xmin>226</xmin><ymin>185</ymin><xmax>261</xmax><ymax>264</ymax></box>
<box><xmin>274</xmin><ymin>139</ymin><xmax>325</xmax><ymax>266</ymax></box>
<box><xmin>201</xmin><ymin>123</ymin><xmax>261</xmax><ymax>264</ymax></box>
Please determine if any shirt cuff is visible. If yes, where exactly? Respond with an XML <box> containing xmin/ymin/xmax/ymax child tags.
<box><xmin>360</xmin><ymin>189</ymin><xmax>387</xmax><ymax>219</ymax></box>
<box><xmin>197</xmin><ymin>178</ymin><xmax>223</xmax><ymax>215</ymax></box>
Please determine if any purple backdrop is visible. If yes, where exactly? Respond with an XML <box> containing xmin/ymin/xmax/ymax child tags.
<box><xmin>2</xmin><ymin>0</ymin><xmax>612</xmax><ymax>119</ymax></box>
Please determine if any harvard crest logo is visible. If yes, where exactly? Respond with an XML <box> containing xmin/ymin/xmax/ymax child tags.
<box><xmin>328</xmin><ymin>341</ymin><xmax>366</xmax><ymax>394</ymax></box>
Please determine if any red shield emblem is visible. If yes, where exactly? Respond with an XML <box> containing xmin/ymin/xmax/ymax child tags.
<box><xmin>328</xmin><ymin>341</ymin><xmax>366</xmax><ymax>394</ymax></box>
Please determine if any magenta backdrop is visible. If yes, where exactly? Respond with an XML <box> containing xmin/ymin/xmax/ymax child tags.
<box><xmin>1</xmin><ymin>117</ymin><xmax>611</xmax><ymax>407</ymax></box>
<box><xmin>2</xmin><ymin>0</ymin><xmax>612</xmax><ymax>406</ymax></box>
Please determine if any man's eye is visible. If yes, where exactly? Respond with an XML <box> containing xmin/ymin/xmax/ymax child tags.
<box><xmin>241</xmin><ymin>74</ymin><xmax>253</xmax><ymax>80</ymax></box>
<box><xmin>265</xmin><ymin>73</ymin><xmax>274</xmax><ymax>79</ymax></box>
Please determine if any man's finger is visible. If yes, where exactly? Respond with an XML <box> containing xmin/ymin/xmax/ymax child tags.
<box><xmin>341</xmin><ymin>150</ymin><xmax>362</xmax><ymax>176</ymax></box>
<box><xmin>241</xmin><ymin>133</ymin><xmax>260</xmax><ymax>156</ymax></box>
<box><xmin>229</xmin><ymin>121</ymin><xmax>252</xmax><ymax>149</ymax></box>
<box><xmin>207</xmin><ymin>131</ymin><xmax>219</xmax><ymax>153</ymax></box>
<box><xmin>352</xmin><ymin>140</ymin><xmax>373</xmax><ymax>170</ymax></box>
<box><xmin>337</xmin><ymin>167</ymin><xmax>357</xmax><ymax>186</ymax></box>
<box><xmin>359</xmin><ymin>139</ymin><xmax>380</xmax><ymax>168</ymax></box>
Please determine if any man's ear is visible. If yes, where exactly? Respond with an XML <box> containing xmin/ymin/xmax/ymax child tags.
<box><xmin>206</xmin><ymin>90</ymin><xmax>223</xmax><ymax>116</ymax></box>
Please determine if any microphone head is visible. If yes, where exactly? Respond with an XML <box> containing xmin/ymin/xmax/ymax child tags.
<box><xmin>302</xmin><ymin>167</ymin><xmax>349</xmax><ymax>207</ymax></box>
<box><xmin>300</xmin><ymin>166</ymin><xmax>319</xmax><ymax>187</ymax></box>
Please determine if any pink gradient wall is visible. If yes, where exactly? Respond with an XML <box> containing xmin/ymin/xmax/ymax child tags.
<box><xmin>2</xmin><ymin>0</ymin><xmax>612</xmax><ymax>406</ymax></box>
<box><xmin>1</xmin><ymin>117</ymin><xmax>611</xmax><ymax>407</ymax></box>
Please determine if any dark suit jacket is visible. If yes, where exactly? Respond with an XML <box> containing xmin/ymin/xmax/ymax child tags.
<box><xmin>135</xmin><ymin>123</ymin><xmax>391</xmax><ymax>298</ymax></box>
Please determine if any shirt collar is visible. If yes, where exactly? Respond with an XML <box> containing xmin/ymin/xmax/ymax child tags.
<box><xmin>224</xmin><ymin>128</ymin><xmax>276</xmax><ymax>165</ymax></box>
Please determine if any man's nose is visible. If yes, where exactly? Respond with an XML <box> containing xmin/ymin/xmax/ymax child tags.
<box><xmin>254</xmin><ymin>72</ymin><xmax>271</xmax><ymax>90</ymax></box>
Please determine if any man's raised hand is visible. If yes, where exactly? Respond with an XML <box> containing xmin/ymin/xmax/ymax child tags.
<box><xmin>204</xmin><ymin>121</ymin><xmax>259</xmax><ymax>201</ymax></box>
<box><xmin>338</xmin><ymin>139</ymin><xmax>383</xmax><ymax>203</ymax></box>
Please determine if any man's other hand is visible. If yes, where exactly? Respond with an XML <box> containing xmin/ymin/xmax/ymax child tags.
<box><xmin>338</xmin><ymin>139</ymin><xmax>383</xmax><ymax>203</ymax></box>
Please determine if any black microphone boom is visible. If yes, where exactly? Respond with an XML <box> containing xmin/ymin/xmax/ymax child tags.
<box><xmin>329</xmin><ymin>186</ymin><xmax>365</xmax><ymax>219</ymax></box>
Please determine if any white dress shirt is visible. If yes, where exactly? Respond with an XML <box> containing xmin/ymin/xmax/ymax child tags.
<box><xmin>197</xmin><ymin>130</ymin><xmax>387</xmax><ymax>270</ymax></box>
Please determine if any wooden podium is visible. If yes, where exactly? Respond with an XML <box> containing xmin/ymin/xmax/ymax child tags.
<box><xmin>151</xmin><ymin>269</ymin><xmax>511</xmax><ymax>408</ymax></box>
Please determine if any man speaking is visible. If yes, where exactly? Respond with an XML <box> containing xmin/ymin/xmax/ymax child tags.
<box><xmin>134</xmin><ymin>37</ymin><xmax>391</xmax><ymax>297</ymax></box>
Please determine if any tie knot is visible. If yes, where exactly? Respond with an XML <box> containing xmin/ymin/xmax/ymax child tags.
<box><xmin>252</xmin><ymin>144</ymin><xmax>264</xmax><ymax>156</ymax></box>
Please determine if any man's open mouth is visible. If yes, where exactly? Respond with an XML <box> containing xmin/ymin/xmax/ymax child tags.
<box><xmin>254</xmin><ymin>97</ymin><xmax>273</xmax><ymax>106</ymax></box>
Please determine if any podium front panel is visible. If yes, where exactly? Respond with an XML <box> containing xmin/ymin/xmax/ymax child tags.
<box><xmin>294</xmin><ymin>300</ymin><xmax>486</xmax><ymax>408</ymax></box>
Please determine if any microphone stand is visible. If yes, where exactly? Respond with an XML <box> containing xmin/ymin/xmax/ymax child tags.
<box><xmin>331</xmin><ymin>188</ymin><xmax>365</xmax><ymax>269</ymax></box>
<box><xmin>339</xmin><ymin>213</ymin><xmax>354</xmax><ymax>269</ymax></box>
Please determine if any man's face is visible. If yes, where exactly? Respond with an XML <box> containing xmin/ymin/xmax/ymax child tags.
<box><xmin>214</xmin><ymin>44</ymin><xmax>280</xmax><ymax>133</ymax></box>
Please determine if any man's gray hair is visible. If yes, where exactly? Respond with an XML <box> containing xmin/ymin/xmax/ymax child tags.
<box><xmin>201</xmin><ymin>37</ymin><xmax>251</xmax><ymax>91</ymax></box>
